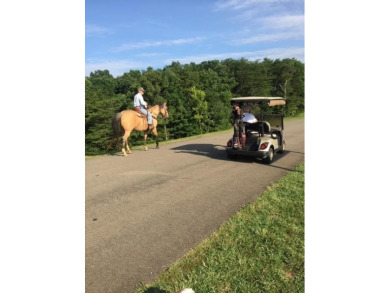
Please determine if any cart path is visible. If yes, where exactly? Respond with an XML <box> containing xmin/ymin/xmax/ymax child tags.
<box><xmin>85</xmin><ymin>119</ymin><xmax>304</xmax><ymax>293</ymax></box>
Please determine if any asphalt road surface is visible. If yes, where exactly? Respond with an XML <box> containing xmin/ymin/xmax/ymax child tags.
<box><xmin>86</xmin><ymin>119</ymin><xmax>304</xmax><ymax>293</ymax></box>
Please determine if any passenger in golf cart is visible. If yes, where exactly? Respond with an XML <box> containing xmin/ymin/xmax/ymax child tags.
<box><xmin>230</xmin><ymin>103</ymin><xmax>260</xmax><ymax>149</ymax></box>
<box><xmin>230</xmin><ymin>103</ymin><xmax>245</xmax><ymax>148</ymax></box>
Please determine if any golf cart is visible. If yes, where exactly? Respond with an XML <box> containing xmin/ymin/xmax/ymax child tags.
<box><xmin>226</xmin><ymin>97</ymin><xmax>286</xmax><ymax>164</ymax></box>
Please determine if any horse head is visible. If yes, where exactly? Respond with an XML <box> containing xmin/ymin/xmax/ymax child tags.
<box><xmin>159</xmin><ymin>102</ymin><xmax>169</xmax><ymax>119</ymax></box>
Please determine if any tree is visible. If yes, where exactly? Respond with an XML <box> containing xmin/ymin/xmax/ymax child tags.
<box><xmin>271</xmin><ymin>58</ymin><xmax>304</xmax><ymax>116</ymax></box>
<box><xmin>140</xmin><ymin>68</ymin><xmax>163</xmax><ymax>105</ymax></box>
<box><xmin>85</xmin><ymin>58</ymin><xmax>304</xmax><ymax>154</ymax></box>
<box><xmin>88</xmin><ymin>70</ymin><xmax>117</xmax><ymax>97</ymax></box>
<box><xmin>189</xmin><ymin>86</ymin><xmax>208</xmax><ymax>134</ymax></box>
<box><xmin>85</xmin><ymin>73</ymin><xmax>127</xmax><ymax>154</ymax></box>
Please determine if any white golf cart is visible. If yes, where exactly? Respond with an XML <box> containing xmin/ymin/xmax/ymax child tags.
<box><xmin>226</xmin><ymin>97</ymin><xmax>286</xmax><ymax>164</ymax></box>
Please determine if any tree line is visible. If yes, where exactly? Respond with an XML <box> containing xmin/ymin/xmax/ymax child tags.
<box><xmin>85</xmin><ymin>58</ymin><xmax>304</xmax><ymax>155</ymax></box>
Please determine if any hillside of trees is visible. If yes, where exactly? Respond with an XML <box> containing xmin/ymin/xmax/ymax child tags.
<box><xmin>85</xmin><ymin>58</ymin><xmax>304</xmax><ymax>155</ymax></box>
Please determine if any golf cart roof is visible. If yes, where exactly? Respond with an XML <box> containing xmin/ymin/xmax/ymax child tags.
<box><xmin>231</xmin><ymin>96</ymin><xmax>286</xmax><ymax>106</ymax></box>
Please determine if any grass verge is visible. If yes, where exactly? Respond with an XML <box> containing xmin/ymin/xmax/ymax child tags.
<box><xmin>137</xmin><ymin>163</ymin><xmax>305</xmax><ymax>293</ymax></box>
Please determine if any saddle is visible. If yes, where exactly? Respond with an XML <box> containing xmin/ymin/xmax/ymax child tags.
<box><xmin>133</xmin><ymin>107</ymin><xmax>147</xmax><ymax>118</ymax></box>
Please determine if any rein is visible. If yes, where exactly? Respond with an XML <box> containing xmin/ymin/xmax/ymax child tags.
<box><xmin>149</xmin><ymin>105</ymin><xmax>160</xmax><ymax>120</ymax></box>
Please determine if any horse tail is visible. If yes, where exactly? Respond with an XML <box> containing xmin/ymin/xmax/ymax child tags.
<box><xmin>112</xmin><ymin>112</ymin><xmax>124</xmax><ymax>137</ymax></box>
<box><xmin>106</xmin><ymin>112</ymin><xmax>124</xmax><ymax>152</ymax></box>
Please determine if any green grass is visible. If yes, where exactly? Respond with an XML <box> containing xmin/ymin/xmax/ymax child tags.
<box><xmin>137</xmin><ymin>163</ymin><xmax>305</xmax><ymax>293</ymax></box>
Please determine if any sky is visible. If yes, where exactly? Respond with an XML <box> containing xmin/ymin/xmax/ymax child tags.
<box><xmin>86</xmin><ymin>0</ymin><xmax>304</xmax><ymax>77</ymax></box>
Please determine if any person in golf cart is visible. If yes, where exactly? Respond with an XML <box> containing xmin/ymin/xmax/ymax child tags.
<box><xmin>230</xmin><ymin>103</ymin><xmax>245</xmax><ymax>148</ymax></box>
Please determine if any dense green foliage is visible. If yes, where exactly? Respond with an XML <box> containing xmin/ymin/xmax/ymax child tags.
<box><xmin>137</xmin><ymin>163</ymin><xmax>305</xmax><ymax>293</ymax></box>
<box><xmin>85</xmin><ymin>58</ymin><xmax>304</xmax><ymax>155</ymax></box>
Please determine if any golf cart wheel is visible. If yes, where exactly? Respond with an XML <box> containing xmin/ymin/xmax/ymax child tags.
<box><xmin>277</xmin><ymin>140</ymin><xmax>286</xmax><ymax>154</ymax></box>
<box><xmin>263</xmin><ymin>147</ymin><xmax>274</xmax><ymax>164</ymax></box>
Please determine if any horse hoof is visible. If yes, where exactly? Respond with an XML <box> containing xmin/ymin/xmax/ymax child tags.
<box><xmin>144</xmin><ymin>148</ymin><xmax>148</xmax><ymax>151</ymax></box>
<box><xmin>156</xmin><ymin>146</ymin><xmax>159</xmax><ymax>149</ymax></box>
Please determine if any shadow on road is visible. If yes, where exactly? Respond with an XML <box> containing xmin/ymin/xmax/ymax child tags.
<box><xmin>171</xmin><ymin>143</ymin><xmax>228</xmax><ymax>160</ymax></box>
<box><xmin>267</xmin><ymin>163</ymin><xmax>304</xmax><ymax>173</ymax></box>
<box><xmin>286</xmin><ymin>150</ymin><xmax>305</xmax><ymax>155</ymax></box>
<box><xmin>170</xmin><ymin>143</ymin><xmax>295</xmax><ymax>166</ymax></box>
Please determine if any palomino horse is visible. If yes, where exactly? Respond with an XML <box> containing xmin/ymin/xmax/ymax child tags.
<box><xmin>112</xmin><ymin>102</ymin><xmax>169</xmax><ymax>156</ymax></box>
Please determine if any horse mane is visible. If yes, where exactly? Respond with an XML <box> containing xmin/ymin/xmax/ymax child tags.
<box><xmin>148</xmin><ymin>104</ymin><xmax>162</xmax><ymax>113</ymax></box>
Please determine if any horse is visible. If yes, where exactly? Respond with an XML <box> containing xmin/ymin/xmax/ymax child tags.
<box><xmin>112</xmin><ymin>102</ymin><xmax>169</xmax><ymax>156</ymax></box>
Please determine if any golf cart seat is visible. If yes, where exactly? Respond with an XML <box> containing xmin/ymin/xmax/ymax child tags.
<box><xmin>246</xmin><ymin>121</ymin><xmax>271</xmax><ymax>135</ymax></box>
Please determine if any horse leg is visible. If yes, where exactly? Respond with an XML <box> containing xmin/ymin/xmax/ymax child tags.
<box><xmin>152</xmin><ymin>128</ymin><xmax>159</xmax><ymax>149</ymax></box>
<box><xmin>125</xmin><ymin>131</ymin><xmax>132</xmax><ymax>154</ymax></box>
<box><xmin>126</xmin><ymin>141</ymin><xmax>132</xmax><ymax>154</ymax></box>
<box><xmin>122</xmin><ymin>130</ymin><xmax>131</xmax><ymax>156</ymax></box>
<box><xmin>143</xmin><ymin>132</ymin><xmax>148</xmax><ymax>151</ymax></box>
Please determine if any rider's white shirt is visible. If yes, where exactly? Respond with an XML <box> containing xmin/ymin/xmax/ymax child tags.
<box><xmin>134</xmin><ymin>93</ymin><xmax>147</xmax><ymax>107</ymax></box>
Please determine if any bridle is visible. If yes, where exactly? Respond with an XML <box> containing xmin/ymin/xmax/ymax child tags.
<box><xmin>158</xmin><ymin>104</ymin><xmax>169</xmax><ymax>119</ymax></box>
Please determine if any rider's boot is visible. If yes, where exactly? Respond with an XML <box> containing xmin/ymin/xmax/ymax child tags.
<box><xmin>233</xmin><ymin>137</ymin><xmax>239</xmax><ymax>149</ymax></box>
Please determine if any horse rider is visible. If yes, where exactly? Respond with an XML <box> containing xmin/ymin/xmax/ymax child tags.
<box><xmin>134</xmin><ymin>87</ymin><xmax>154</xmax><ymax>130</ymax></box>
<box><xmin>230</xmin><ymin>103</ymin><xmax>245</xmax><ymax>148</ymax></box>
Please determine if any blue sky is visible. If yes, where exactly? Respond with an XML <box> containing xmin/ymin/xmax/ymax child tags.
<box><xmin>86</xmin><ymin>0</ymin><xmax>304</xmax><ymax>77</ymax></box>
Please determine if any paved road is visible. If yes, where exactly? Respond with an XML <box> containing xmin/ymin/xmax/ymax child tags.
<box><xmin>85</xmin><ymin>119</ymin><xmax>304</xmax><ymax>293</ymax></box>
